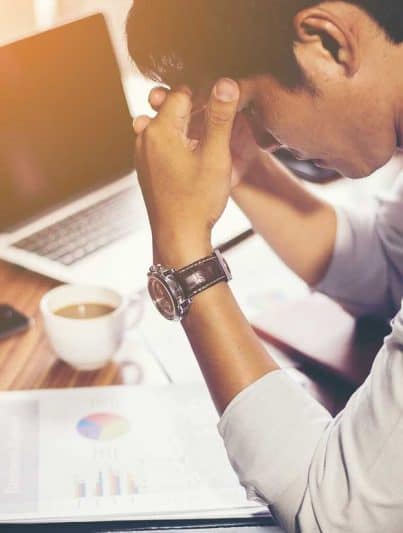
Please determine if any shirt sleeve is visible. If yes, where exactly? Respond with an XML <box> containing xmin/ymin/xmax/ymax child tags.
<box><xmin>315</xmin><ymin>173</ymin><xmax>403</xmax><ymax>318</ymax></box>
<box><xmin>219</xmin><ymin>303</ymin><xmax>403</xmax><ymax>533</ymax></box>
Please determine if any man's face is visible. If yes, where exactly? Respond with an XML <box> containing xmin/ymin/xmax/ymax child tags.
<box><xmin>236</xmin><ymin>72</ymin><xmax>397</xmax><ymax>179</ymax></box>
<box><xmin>188</xmin><ymin>3</ymin><xmax>400</xmax><ymax>179</ymax></box>
<box><xmin>192</xmin><ymin>67</ymin><xmax>396</xmax><ymax>179</ymax></box>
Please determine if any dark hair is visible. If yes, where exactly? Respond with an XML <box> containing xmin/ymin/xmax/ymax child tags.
<box><xmin>126</xmin><ymin>1</ymin><xmax>403</xmax><ymax>90</ymax></box>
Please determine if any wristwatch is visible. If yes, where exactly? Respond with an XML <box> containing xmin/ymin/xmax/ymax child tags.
<box><xmin>147</xmin><ymin>249</ymin><xmax>232</xmax><ymax>321</ymax></box>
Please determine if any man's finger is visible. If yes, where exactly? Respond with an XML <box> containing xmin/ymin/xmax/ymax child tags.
<box><xmin>133</xmin><ymin>115</ymin><xmax>152</xmax><ymax>135</ymax></box>
<box><xmin>135</xmin><ymin>129</ymin><xmax>143</xmax><ymax>157</ymax></box>
<box><xmin>133</xmin><ymin>116</ymin><xmax>152</xmax><ymax>157</ymax></box>
<box><xmin>202</xmin><ymin>78</ymin><xmax>240</xmax><ymax>156</ymax></box>
<box><xmin>154</xmin><ymin>87</ymin><xmax>192</xmax><ymax>134</ymax></box>
<box><xmin>148</xmin><ymin>87</ymin><xmax>168</xmax><ymax>111</ymax></box>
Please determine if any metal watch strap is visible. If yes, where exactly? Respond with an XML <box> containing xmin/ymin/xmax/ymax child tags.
<box><xmin>175</xmin><ymin>251</ymin><xmax>230</xmax><ymax>299</ymax></box>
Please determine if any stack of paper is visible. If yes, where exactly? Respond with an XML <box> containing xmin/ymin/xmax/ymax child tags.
<box><xmin>0</xmin><ymin>384</ymin><xmax>270</xmax><ymax>524</ymax></box>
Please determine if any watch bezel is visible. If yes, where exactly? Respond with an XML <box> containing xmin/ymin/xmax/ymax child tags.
<box><xmin>148</xmin><ymin>266</ymin><xmax>191</xmax><ymax>321</ymax></box>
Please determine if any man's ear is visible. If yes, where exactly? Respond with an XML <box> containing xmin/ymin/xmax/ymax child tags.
<box><xmin>293</xmin><ymin>7</ymin><xmax>360</xmax><ymax>77</ymax></box>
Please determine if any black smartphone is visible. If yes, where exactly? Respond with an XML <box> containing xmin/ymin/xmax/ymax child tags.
<box><xmin>0</xmin><ymin>304</ymin><xmax>32</xmax><ymax>341</ymax></box>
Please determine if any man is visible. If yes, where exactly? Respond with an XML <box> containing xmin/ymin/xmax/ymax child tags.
<box><xmin>126</xmin><ymin>1</ymin><xmax>403</xmax><ymax>531</ymax></box>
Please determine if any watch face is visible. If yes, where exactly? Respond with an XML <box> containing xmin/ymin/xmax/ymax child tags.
<box><xmin>148</xmin><ymin>276</ymin><xmax>177</xmax><ymax>320</ymax></box>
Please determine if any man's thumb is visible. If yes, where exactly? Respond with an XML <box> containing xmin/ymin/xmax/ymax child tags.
<box><xmin>203</xmin><ymin>78</ymin><xmax>240</xmax><ymax>155</ymax></box>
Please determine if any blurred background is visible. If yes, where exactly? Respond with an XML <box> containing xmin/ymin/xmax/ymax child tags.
<box><xmin>0</xmin><ymin>1</ymin><xmax>130</xmax><ymax>70</ymax></box>
<box><xmin>0</xmin><ymin>0</ymin><xmax>154</xmax><ymax>116</ymax></box>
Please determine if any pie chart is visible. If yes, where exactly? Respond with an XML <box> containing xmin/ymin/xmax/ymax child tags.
<box><xmin>76</xmin><ymin>413</ymin><xmax>130</xmax><ymax>441</ymax></box>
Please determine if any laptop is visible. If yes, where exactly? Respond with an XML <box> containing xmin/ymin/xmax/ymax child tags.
<box><xmin>0</xmin><ymin>14</ymin><xmax>251</xmax><ymax>294</ymax></box>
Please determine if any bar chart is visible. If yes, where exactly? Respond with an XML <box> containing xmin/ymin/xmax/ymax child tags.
<box><xmin>75</xmin><ymin>469</ymin><xmax>139</xmax><ymax>501</ymax></box>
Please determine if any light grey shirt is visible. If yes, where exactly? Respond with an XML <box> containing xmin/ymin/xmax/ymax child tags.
<box><xmin>218</xmin><ymin>172</ymin><xmax>403</xmax><ymax>532</ymax></box>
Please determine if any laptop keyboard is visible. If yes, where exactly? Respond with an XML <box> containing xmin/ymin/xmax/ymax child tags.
<box><xmin>14</xmin><ymin>189</ymin><xmax>141</xmax><ymax>266</ymax></box>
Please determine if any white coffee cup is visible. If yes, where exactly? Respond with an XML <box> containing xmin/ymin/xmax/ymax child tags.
<box><xmin>40</xmin><ymin>284</ymin><xmax>143</xmax><ymax>371</ymax></box>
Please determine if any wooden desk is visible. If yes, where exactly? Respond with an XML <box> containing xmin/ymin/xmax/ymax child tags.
<box><xmin>0</xmin><ymin>260</ymin><xmax>152</xmax><ymax>391</ymax></box>
<box><xmin>0</xmin><ymin>244</ymin><xmax>387</xmax><ymax>407</ymax></box>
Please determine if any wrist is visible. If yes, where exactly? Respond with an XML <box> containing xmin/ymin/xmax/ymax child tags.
<box><xmin>154</xmin><ymin>237</ymin><xmax>213</xmax><ymax>269</ymax></box>
<box><xmin>232</xmin><ymin>150</ymin><xmax>266</xmax><ymax>193</ymax></box>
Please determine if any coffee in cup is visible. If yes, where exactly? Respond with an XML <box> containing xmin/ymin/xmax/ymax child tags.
<box><xmin>54</xmin><ymin>303</ymin><xmax>117</xmax><ymax>319</ymax></box>
<box><xmin>40</xmin><ymin>284</ymin><xmax>143</xmax><ymax>370</ymax></box>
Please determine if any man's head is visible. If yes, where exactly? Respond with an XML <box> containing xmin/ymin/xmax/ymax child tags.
<box><xmin>127</xmin><ymin>1</ymin><xmax>403</xmax><ymax>178</ymax></box>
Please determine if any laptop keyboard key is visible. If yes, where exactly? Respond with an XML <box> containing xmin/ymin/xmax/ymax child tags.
<box><xmin>14</xmin><ymin>189</ymin><xmax>140</xmax><ymax>266</ymax></box>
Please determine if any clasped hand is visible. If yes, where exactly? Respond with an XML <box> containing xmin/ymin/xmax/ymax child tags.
<box><xmin>133</xmin><ymin>78</ymin><xmax>240</xmax><ymax>266</ymax></box>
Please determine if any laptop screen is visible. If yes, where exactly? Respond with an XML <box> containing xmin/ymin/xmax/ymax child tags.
<box><xmin>0</xmin><ymin>14</ymin><xmax>134</xmax><ymax>232</ymax></box>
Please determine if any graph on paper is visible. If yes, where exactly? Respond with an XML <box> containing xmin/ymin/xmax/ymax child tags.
<box><xmin>76</xmin><ymin>413</ymin><xmax>130</xmax><ymax>441</ymax></box>
<box><xmin>0</xmin><ymin>385</ymin><xmax>269</xmax><ymax>522</ymax></box>
<box><xmin>75</xmin><ymin>470</ymin><xmax>138</xmax><ymax>500</ymax></box>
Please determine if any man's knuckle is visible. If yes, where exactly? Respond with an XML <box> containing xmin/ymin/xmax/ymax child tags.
<box><xmin>208</xmin><ymin>108</ymin><xmax>231</xmax><ymax>126</ymax></box>
<box><xmin>171</xmin><ymin>92</ymin><xmax>189</xmax><ymax>107</ymax></box>
<box><xmin>150</xmin><ymin>86</ymin><xmax>165</xmax><ymax>100</ymax></box>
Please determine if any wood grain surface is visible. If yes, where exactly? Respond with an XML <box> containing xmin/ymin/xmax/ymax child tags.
<box><xmin>0</xmin><ymin>260</ymin><xmax>142</xmax><ymax>391</ymax></box>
